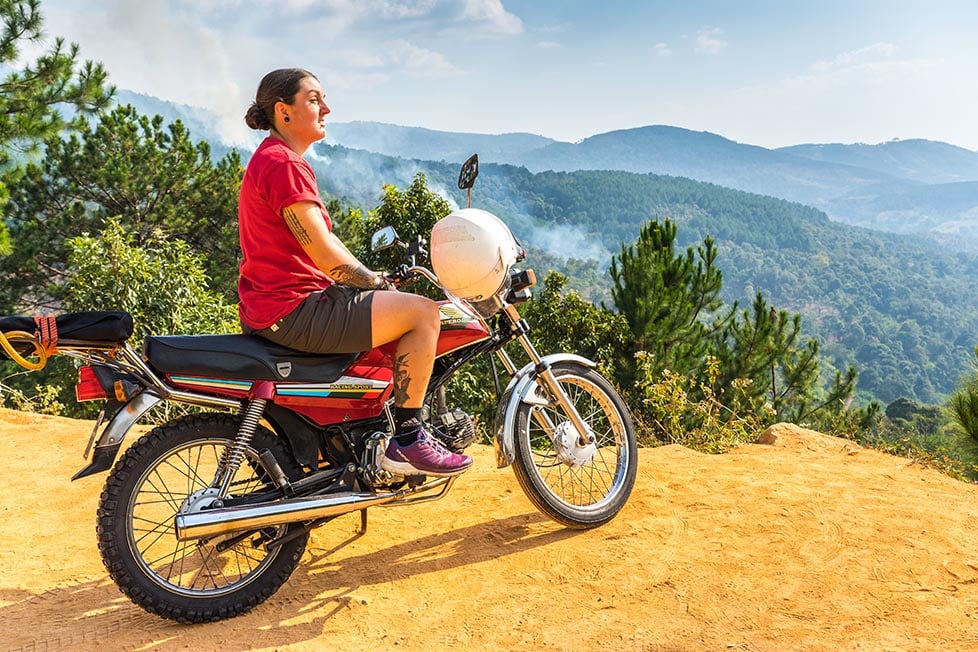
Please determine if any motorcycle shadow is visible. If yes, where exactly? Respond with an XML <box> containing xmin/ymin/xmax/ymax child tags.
<box><xmin>301</xmin><ymin>510</ymin><xmax>575</xmax><ymax>587</ymax></box>
<box><xmin>0</xmin><ymin>511</ymin><xmax>580</xmax><ymax>650</ymax></box>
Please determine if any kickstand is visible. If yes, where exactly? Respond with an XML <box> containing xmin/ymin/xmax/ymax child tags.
<box><xmin>359</xmin><ymin>508</ymin><xmax>368</xmax><ymax>533</ymax></box>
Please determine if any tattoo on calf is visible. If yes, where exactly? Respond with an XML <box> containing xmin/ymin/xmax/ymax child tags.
<box><xmin>283</xmin><ymin>207</ymin><xmax>312</xmax><ymax>246</ymax></box>
<box><xmin>394</xmin><ymin>352</ymin><xmax>412</xmax><ymax>405</ymax></box>
<box><xmin>330</xmin><ymin>263</ymin><xmax>381</xmax><ymax>289</ymax></box>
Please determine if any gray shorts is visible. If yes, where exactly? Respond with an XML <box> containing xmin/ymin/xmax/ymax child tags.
<box><xmin>247</xmin><ymin>285</ymin><xmax>375</xmax><ymax>354</ymax></box>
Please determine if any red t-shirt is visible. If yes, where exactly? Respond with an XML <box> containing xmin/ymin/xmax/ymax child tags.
<box><xmin>238</xmin><ymin>137</ymin><xmax>334</xmax><ymax>329</ymax></box>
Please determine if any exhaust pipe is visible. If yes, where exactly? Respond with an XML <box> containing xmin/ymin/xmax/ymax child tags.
<box><xmin>175</xmin><ymin>490</ymin><xmax>401</xmax><ymax>541</ymax></box>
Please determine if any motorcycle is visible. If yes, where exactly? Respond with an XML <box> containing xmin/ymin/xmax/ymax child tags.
<box><xmin>0</xmin><ymin>154</ymin><xmax>637</xmax><ymax>623</ymax></box>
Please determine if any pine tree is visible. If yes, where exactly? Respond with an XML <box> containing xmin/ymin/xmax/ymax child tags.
<box><xmin>611</xmin><ymin>217</ymin><xmax>856</xmax><ymax>435</ymax></box>
<box><xmin>1</xmin><ymin>104</ymin><xmax>243</xmax><ymax>311</ymax></box>
<box><xmin>0</xmin><ymin>0</ymin><xmax>113</xmax><ymax>253</ymax></box>
<box><xmin>609</xmin><ymin>218</ymin><xmax>724</xmax><ymax>384</ymax></box>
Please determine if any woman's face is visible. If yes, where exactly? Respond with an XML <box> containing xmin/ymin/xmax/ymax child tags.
<box><xmin>281</xmin><ymin>76</ymin><xmax>331</xmax><ymax>144</ymax></box>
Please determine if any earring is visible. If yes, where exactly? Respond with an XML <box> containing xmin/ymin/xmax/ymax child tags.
<box><xmin>283</xmin><ymin>115</ymin><xmax>290</xmax><ymax>123</ymax></box>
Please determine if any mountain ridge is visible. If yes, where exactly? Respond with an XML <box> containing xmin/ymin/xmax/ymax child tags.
<box><xmin>315</xmin><ymin>118</ymin><xmax>978</xmax><ymax>247</ymax></box>
<box><xmin>108</xmin><ymin>91</ymin><xmax>978</xmax><ymax>405</ymax></box>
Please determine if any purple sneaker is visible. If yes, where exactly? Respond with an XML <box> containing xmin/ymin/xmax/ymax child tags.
<box><xmin>381</xmin><ymin>430</ymin><xmax>474</xmax><ymax>477</ymax></box>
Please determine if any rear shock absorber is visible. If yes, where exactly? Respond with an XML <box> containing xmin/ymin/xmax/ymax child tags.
<box><xmin>215</xmin><ymin>397</ymin><xmax>267</xmax><ymax>496</ymax></box>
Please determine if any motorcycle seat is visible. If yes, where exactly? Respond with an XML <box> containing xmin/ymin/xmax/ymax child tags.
<box><xmin>143</xmin><ymin>334</ymin><xmax>360</xmax><ymax>383</ymax></box>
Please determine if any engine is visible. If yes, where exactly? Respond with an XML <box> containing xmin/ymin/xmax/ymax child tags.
<box><xmin>429</xmin><ymin>408</ymin><xmax>479</xmax><ymax>453</ymax></box>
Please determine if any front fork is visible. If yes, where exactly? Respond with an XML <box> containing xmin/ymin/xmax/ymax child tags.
<box><xmin>495</xmin><ymin>305</ymin><xmax>595</xmax><ymax>449</ymax></box>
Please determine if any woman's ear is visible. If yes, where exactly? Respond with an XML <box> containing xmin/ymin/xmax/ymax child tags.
<box><xmin>274</xmin><ymin>101</ymin><xmax>290</xmax><ymax>125</ymax></box>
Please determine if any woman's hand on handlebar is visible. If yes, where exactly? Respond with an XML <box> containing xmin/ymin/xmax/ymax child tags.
<box><xmin>380</xmin><ymin>264</ymin><xmax>414</xmax><ymax>290</ymax></box>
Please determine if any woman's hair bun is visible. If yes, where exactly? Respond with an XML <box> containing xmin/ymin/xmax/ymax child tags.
<box><xmin>245</xmin><ymin>102</ymin><xmax>271</xmax><ymax>130</ymax></box>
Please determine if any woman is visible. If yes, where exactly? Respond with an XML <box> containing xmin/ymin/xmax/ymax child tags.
<box><xmin>238</xmin><ymin>68</ymin><xmax>471</xmax><ymax>477</ymax></box>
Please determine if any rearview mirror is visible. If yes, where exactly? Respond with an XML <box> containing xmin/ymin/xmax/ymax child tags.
<box><xmin>457</xmin><ymin>154</ymin><xmax>479</xmax><ymax>191</ymax></box>
<box><xmin>370</xmin><ymin>226</ymin><xmax>400</xmax><ymax>252</ymax></box>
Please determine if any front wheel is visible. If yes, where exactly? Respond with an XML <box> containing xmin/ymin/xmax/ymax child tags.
<box><xmin>96</xmin><ymin>413</ymin><xmax>309</xmax><ymax>623</ymax></box>
<box><xmin>512</xmin><ymin>362</ymin><xmax>638</xmax><ymax>529</ymax></box>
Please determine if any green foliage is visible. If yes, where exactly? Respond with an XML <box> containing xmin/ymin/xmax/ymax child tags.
<box><xmin>1</xmin><ymin>104</ymin><xmax>243</xmax><ymax>312</ymax></box>
<box><xmin>63</xmin><ymin>218</ymin><xmax>238</xmax><ymax>341</ymax></box>
<box><xmin>610</xmin><ymin>218</ymin><xmax>856</xmax><ymax>433</ymax></box>
<box><xmin>0</xmin><ymin>0</ymin><xmax>113</xmax><ymax>161</ymax></box>
<box><xmin>1</xmin><ymin>218</ymin><xmax>238</xmax><ymax>417</ymax></box>
<box><xmin>0</xmin><ymin>0</ymin><xmax>113</xmax><ymax>253</ymax></box>
<box><xmin>0</xmin><ymin>375</ymin><xmax>63</xmax><ymax>414</ymax></box>
<box><xmin>948</xmin><ymin>348</ymin><xmax>978</xmax><ymax>443</ymax></box>
<box><xmin>634</xmin><ymin>353</ymin><xmax>771</xmax><ymax>451</ymax></box>
<box><xmin>610</xmin><ymin>218</ymin><xmax>722</xmax><ymax>384</ymax></box>
<box><xmin>520</xmin><ymin>270</ymin><xmax>629</xmax><ymax>381</ymax></box>
<box><xmin>354</xmin><ymin>173</ymin><xmax>453</xmax><ymax>300</ymax></box>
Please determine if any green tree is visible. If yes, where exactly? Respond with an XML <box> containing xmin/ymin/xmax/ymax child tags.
<box><xmin>611</xmin><ymin>218</ymin><xmax>856</xmax><ymax>440</ymax></box>
<box><xmin>1</xmin><ymin>218</ymin><xmax>236</xmax><ymax>417</ymax></box>
<box><xmin>62</xmin><ymin>218</ymin><xmax>237</xmax><ymax>340</ymax></box>
<box><xmin>0</xmin><ymin>0</ymin><xmax>113</xmax><ymax>251</ymax></box>
<box><xmin>355</xmin><ymin>173</ymin><xmax>452</xmax><ymax>294</ymax></box>
<box><xmin>609</xmin><ymin>218</ymin><xmax>724</xmax><ymax>385</ymax></box>
<box><xmin>1</xmin><ymin>104</ymin><xmax>242</xmax><ymax>311</ymax></box>
<box><xmin>713</xmin><ymin>292</ymin><xmax>856</xmax><ymax>424</ymax></box>
<box><xmin>520</xmin><ymin>270</ymin><xmax>630</xmax><ymax>382</ymax></box>
<box><xmin>949</xmin><ymin>348</ymin><xmax>978</xmax><ymax>443</ymax></box>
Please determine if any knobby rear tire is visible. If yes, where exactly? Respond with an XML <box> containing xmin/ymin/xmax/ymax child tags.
<box><xmin>512</xmin><ymin>362</ymin><xmax>638</xmax><ymax>529</ymax></box>
<box><xmin>96</xmin><ymin>412</ymin><xmax>309</xmax><ymax>623</ymax></box>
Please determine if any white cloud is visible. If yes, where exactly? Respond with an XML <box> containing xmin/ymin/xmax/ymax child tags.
<box><xmin>385</xmin><ymin>40</ymin><xmax>462</xmax><ymax>75</ymax></box>
<box><xmin>694</xmin><ymin>27</ymin><xmax>727</xmax><ymax>54</ymax></box>
<box><xmin>654</xmin><ymin>42</ymin><xmax>672</xmax><ymax>57</ymax></box>
<box><xmin>720</xmin><ymin>51</ymin><xmax>944</xmax><ymax>148</ymax></box>
<box><xmin>811</xmin><ymin>42</ymin><xmax>898</xmax><ymax>73</ymax></box>
<box><xmin>459</xmin><ymin>0</ymin><xmax>523</xmax><ymax>35</ymax></box>
<box><xmin>537</xmin><ymin>41</ymin><xmax>561</xmax><ymax>49</ymax></box>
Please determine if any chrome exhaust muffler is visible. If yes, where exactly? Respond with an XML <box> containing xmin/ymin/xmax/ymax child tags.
<box><xmin>174</xmin><ymin>490</ymin><xmax>401</xmax><ymax>541</ymax></box>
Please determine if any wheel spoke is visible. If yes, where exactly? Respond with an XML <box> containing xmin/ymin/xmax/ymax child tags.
<box><xmin>125</xmin><ymin>436</ymin><xmax>286</xmax><ymax>597</ymax></box>
<box><xmin>521</xmin><ymin>371</ymin><xmax>632</xmax><ymax>509</ymax></box>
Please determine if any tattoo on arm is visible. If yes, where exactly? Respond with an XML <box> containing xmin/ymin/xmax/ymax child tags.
<box><xmin>283</xmin><ymin>207</ymin><xmax>312</xmax><ymax>246</ymax></box>
<box><xmin>329</xmin><ymin>263</ymin><xmax>382</xmax><ymax>289</ymax></box>
<box><xmin>393</xmin><ymin>352</ymin><xmax>412</xmax><ymax>406</ymax></box>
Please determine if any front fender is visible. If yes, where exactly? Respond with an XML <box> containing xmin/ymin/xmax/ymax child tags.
<box><xmin>492</xmin><ymin>353</ymin><xmax>595</xmax><ymax>468</ymax></box>
<box><xmin>72</xmin><ymin>390</ymin><xmax>163</xmax><ymax>480</ymax></box>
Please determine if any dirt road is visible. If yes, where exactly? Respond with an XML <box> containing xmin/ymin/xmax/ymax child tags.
<box><xmin>2</xmin><ymin>408</ymin><xmax>977</xmax><ymax>651</ymax></box>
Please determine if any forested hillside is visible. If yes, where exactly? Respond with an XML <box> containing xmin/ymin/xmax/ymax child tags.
<box><xmin>311</xmin><ymin>144</ymin><xmax>978</xmax><ymax>405</ymax></box>
<box><xmin>75</xmin><ymin>92</ymin><xmax>978</xmax><ymax>407</ymax></box>
<box><xmin>322</xmin><ymin>121</ymin><xmax>978</xmax><ymax>251</ymax></box>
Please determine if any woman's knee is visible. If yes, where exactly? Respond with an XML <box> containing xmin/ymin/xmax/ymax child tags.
<box><xmin>412</xmin><ymin>296</ymin><xmax>441</xmax><ymax>333</ymax></box>
<box><xmin>372</xmin><ymin>292</ymin><xmax>439</xmax><ymax>339</ymax></box>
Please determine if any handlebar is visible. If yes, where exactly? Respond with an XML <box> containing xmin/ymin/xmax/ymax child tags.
<box><xmin>382</xmin><ymin>264</ymin><xmax>441</xmax><ymax>291</ymax></box>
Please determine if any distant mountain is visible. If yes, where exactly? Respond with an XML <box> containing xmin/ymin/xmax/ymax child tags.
<box><xmin>326</xmin><ymin>121</ymin><xmax>556</xmax><ymax>166</ymax></box>
<box><xmin>514</xmin><ymin>125</ymin><xmax>906</xmax><ymax>208</ymax></box>
<box><xmin>114</xmin><ymin>90</ymin><xmax>223</xmax><ymax>145</ymax></box>
<box><xmin>112</xmin><ymin>90</ymin><xmax>978</xmax><ymax>249</ymax></box>
<box><xmin>778</xmin><ymin>139</ymin><xmax>978</xmax><ymax>185</ymax></box>
<box><xmin>324</xmin><ymin>121</ymin><xmax>978</xmax><ymax>250</ymax></box>
<box><xmin>94</xmin><ymin>91</ymin><xmax>978</xmax><ymax>404</ymax></box>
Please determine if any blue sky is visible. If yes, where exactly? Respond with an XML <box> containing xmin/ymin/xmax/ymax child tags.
<box><xmin>31</xmin><ymin>0</ymin><xmax>978</xmax><ymax>150</ymax></box>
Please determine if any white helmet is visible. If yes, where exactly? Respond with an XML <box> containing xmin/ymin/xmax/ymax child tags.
<box><xmin>430</xmin><ymin>208</ymin><xmax>520</xmax><ymax>301</ymax></box>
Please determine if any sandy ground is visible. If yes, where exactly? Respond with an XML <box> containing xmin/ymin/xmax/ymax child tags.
<box><xmin>2</xmin><ymin>408</ymin><xmax>978</xmax><ymax>651</ymax></box>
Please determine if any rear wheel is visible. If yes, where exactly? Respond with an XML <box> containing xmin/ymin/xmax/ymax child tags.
<box><xmin>96</xmin><ymin>412</ymin><xmax>308</xmax><ymax>623</ymax></box>
<box><xmin>512</xmin><ymin>362</ymin><xmax>637</xmax><ymax>528</ymax></box>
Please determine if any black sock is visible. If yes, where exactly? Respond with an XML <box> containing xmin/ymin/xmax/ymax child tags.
<box><xmin>394</xmin><ymin>407</ymin><xmax>423</xmax><ymax>446</ymax></box>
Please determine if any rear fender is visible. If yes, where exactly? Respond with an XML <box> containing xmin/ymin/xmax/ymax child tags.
<box><xmin>72</xmin><ymin>390</ymin><xmax>162</xmax><ymax>480</ymax></box>
<box><xmin>492</xmin><ymin>354</ymin><xmax>595</xmax><ymax>468</ymax></box>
